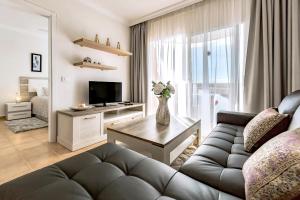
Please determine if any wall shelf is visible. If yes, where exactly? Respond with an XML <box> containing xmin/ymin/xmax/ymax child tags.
<box><xmin>74</xmin><ymin>61</ymin><xmax>117</xmax><ymax>71</ymax></box>
<box><xmin>73</xmin><ymin>38</ymin><xmax>132</xmax><ymax>56</ymax></box>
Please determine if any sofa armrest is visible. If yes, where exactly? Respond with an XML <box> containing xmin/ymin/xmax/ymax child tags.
<box><xmin>217</xmin><ymin>111</ymin><xmax>257</xmax><ymax>126</ymax></box>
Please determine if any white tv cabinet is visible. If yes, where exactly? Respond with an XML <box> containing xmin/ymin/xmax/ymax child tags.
<box><xmin>57</xmin><ymin>103</ymin><xmax>145</xmax><ymax>151</ymax></box>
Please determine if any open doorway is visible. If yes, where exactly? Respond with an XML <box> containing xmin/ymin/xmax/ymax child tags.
<box><xmin>0</xmin><ymin>1</ymin><xmax>59</xmax><ymax>183</ymax></box>
<box><xmin>0</xmin><ymin>0</ymin><xmax>55</xmax><ymax>145</ymax></box>
<box><xmin>0</xmin><ymin>3</ymin><xmax>52</xmax><ymax>141</ymax></box>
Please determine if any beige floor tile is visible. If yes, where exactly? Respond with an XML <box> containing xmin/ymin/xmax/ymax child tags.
<box><xmin>30</xmin><ymin>131</ymin><xmax>48</xmax><ymax>142</ymax></box>
<box><xmin>0</xmin><ymin>137</ymin><xmax>14</xmax><ymax>150</ymax></box>
<box><xmin>21</xmin><ymin>144</ymin><xmax>60</xmax><ymax>169</ymax></box>
<box><xmin>45</xmin><ymin>142</ymin><xmax>71</xmax><ymax>155</ymax></box>
<box><xmin>0</xmin><ymin>149</ymin><xmax>31</xmax><ymax>180</ymax></box>
<box><xmin>0</xmin><ymin>120</ymin><xmax>107</xmax><ymax>184</ymax></box>
<box><xmin>0</xmin><ymin>146</ymin><xmax>17</xmax><ymax>157</ymax></box>
<box><xmin>7</xmin><ymin>134</ymin><xmax>37</xmax><ymax>146</ymax></box>
<box><xmin>14</xmin><ymin>140</ymin><xmax>43</xmax><ymax>151</ymax></box>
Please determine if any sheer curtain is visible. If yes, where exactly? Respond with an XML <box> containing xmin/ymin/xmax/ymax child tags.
<box><xmin>147</xmin><ymin>0</ymin><xmax>251</xmax><ymax>138</ymax></box>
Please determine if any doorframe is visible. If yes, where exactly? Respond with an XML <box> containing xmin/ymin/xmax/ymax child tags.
<box><xmin>2</xmin><ymin>0</ymin><xmax>57</xmax><ymax>142</ymax></box>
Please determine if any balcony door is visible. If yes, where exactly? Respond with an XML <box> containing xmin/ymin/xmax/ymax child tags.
<box><xmin>190</xmin><ymin>26</ymin><xmax>241</xmax><ymax>133</ymax></box>
<box><xmin>148</xmin><ymin>24</ymin><xmax>245</xmax><ymax>138</ymax></box>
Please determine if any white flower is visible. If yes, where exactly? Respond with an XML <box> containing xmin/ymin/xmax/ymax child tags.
<box><xmin>167</xmin><ymin>84</ymin><xmax>175</xmax><ymax>94</ymax></box>
<box><xmin>153</xmin><ymin>83</ymin><xmax>165</xmax><ymax>95</ymax></box>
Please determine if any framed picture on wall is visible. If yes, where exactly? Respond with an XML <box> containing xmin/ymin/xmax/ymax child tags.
<box><xmin>31</xmin><ymin>53</ymin><xmax>42</xmax><ymax>72</ymax></box>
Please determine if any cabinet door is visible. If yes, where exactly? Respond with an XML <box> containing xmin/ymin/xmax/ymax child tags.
<box><xmin>78</xmin><ymin>114</ymin><xmax>101</xmax><ymax>140</ymax></box>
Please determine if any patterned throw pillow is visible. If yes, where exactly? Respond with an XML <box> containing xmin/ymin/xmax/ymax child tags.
<box><xmin>243</xmin><ymin>108</ymin><xmax>290</xmax><ymax>152</ymax></box>
<box><xmin>243</xmin><ymin>128</ymin><xmax>300</xmax><ymax>200</ymax></box>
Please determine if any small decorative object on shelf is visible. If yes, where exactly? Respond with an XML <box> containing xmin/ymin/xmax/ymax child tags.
<box><xmin>106</xmin><ymin>38</ymin><xmax>110</xmax><ymax>46</ymax></box>
<box><xmin>95</xmin><ymin>34</ymin><xmax>100</xmax><ymax>43</ymax></box>
<box><xmin>152</xmin><ymin>81</ymin><xmax>175</xmax><ymax>126</ymax></box>
<box><xmin>73</xmin><ymin>61</ymin><xmax>117</xmax><ymax>71</ymax></box>
<box><xmin>83</xmin><ymin>57</ymin><xmax>92</xmax><ymax>63</ymax></box>
<box><xmin>98</xmin><ymin>62</ymin><xmax>101</xmax><ymax>65</ymax></box>
<box><xmin>117</xmin><ymin>42</ymin><xmax>121</xmax><ymax>49</ymax></box>
<box><xmin>73</xmin><ymin>38</ymin><xmax>133</xmax><ymax>56</ymax></box>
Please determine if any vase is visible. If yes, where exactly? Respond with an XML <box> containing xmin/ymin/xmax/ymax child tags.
<box><xmin>156</xmin><ymin>96</ymin><xmax>170</xmax><ymax>125</ymax></box>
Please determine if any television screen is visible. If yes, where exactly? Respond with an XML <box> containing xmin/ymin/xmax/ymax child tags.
<box><xmin>89</xmin><ymin>81</ymin><xmax>122</xmax><ymax>105</ymax></box>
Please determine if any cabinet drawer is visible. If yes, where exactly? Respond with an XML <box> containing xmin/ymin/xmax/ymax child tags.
<box><xmin>78</xmin><ymin>114</ymin><xmax>100</xmax><ymax>139</ymax></box>
<box><xmin>7</xmin><ymin>111</ymin><xmax>31</xmax><ymax>120</ymax></box>
<box><xmin>7</xmin><ymin>103</ymin><xmax>31</xmax><ymax>112</ymax></box>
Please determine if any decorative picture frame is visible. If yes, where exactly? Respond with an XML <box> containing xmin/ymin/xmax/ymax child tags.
<box><xmin>31</xmin><ymin>53</ymin><xmax>42</xmax><ymax>72</ymax></box>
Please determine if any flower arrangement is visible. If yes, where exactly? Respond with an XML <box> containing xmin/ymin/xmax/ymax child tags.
<box><xmin>152</xmin><ymin>81</ymin><xmax>175</xmax><ymax>98</ymax></box>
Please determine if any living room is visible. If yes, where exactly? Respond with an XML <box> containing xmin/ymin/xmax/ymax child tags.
<box><xmin>0</xmin><ymin>0</ymin><xmax>299</xmax><ymax>200</ymax></box>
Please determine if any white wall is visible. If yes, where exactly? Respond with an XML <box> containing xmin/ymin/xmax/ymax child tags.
<box><xmin>0</xmin><ymin>28</ymin><xmax>48</xmax><ymax>116</ymax></box>
<box><xmin>28</xmin><ymin>0</ymin><xmax>131</xmax><ymax>141</ymax></box>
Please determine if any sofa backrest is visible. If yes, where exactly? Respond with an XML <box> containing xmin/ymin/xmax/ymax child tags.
<box><xmin>288</xmin><ymin>106</ymin><xmax>300</xmax><ymax>130</ymax></box>
<box><xmin>278</xmin><ymin>90</ymin><xmax>300</xmax><ymax>115</ymax></box>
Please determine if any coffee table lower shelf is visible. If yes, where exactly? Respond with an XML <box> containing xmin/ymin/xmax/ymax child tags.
<box><xmin>107</xmin><ymin>115</ymin><xmax>201</xmax><ymax>165</ymax></box>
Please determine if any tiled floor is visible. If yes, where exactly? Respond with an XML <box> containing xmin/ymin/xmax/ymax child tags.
<box><xmin>0</xmin><ymin>119</ymin><xmax>106</xmax><ymax>184</ymax></box>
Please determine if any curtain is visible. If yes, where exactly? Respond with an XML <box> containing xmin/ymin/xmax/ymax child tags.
<box><xmin>244</xmin><ymin>0</ymin><xmax>300</xmax><ymax>113</ymax></box>
<box><xmin>130</xmin><ymin>22</ymin><xmax>148</xmax><ymax>103</ymax></box>
<box><xmin>147</xmin><ymin>0</ymin><xmax>251</xmax><ymax>138</ymax></box>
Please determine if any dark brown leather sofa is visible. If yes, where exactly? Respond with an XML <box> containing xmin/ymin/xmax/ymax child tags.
<box><xmin>1</xmin><ymin>91</ymin><xmax>300</xmax><ymax>200</ymax></box>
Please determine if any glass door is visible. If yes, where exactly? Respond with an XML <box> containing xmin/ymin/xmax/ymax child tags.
<box><xmin>190</xmin><ymin>26</ymin><xmax>240</xmax><ymax>135</ymax></box>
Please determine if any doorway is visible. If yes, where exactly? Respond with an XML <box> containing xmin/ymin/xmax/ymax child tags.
<box><xmin>0</xmin><ymin>0</ymin><xmax>53</xmax><ymax>142</ymax></box>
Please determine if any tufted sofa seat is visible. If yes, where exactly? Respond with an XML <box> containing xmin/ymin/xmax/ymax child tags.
<box><xmin>1</xmin><ymin>90</ymin><xmax>300</xmax><ymax>200</ymax></box>
<box><xmin>179</xmin><ymin>90</ymin><xmax>300</xmax><ymax>199</ymax></box>
<box><xmin>0</xmin><ymin>143</ymin><xmax>242</xmax><ymax>200</ymax></box>
<box><xmin>180</xmin><ymin>123</ymin><xmax>251</xmax><ymax>199</ymax></box>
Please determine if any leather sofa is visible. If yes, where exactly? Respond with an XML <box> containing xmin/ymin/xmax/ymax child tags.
<box><xmin>1</xmin><ymin>90</ymin><xmax>300</xmax><ymax>200</ymax></box>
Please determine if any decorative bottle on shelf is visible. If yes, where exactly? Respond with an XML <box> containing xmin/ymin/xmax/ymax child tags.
<box><xmin>106</xmin><ymin>38</ymin><xmax>110</xmax><ymax>46</ymax></box>
<box><xmin>117</xmin><ymin>42</ymin><xmax>121</xmax><ymax>49</ymax></box>
<box><xmin>95</xmin><ymin>34</ymin><xmax>100</xmax><ymax>43</ymax></box>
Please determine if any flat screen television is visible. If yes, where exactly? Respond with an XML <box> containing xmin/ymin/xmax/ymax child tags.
<box><xmin>89</xmin><ymin>81</ymin><xmax>122</xmax><ymax>106</ymax></box>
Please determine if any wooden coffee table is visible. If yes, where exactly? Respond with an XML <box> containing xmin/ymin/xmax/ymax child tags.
<box><xmin>107</xmin><ymin>115</ymin><xmax>201</xmax><ymax>165</ymax></box>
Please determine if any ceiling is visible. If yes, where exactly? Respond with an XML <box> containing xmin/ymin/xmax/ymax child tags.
<box><xmin>0</xmin><ymin>0</ymin><xmax>200</xmax><ymax>31</ymax></box>
<box><xmin>0</xmin><ymin>5</ymin><xmax>48</xmax><ymax>36</ymax></box>
<box><xmin>79</xmin><ymin>0</ymin><xmax>201</xmax><ymax>26</ymax></box>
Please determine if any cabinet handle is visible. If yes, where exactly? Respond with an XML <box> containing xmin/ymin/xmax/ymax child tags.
<box><xmin>83</xmin><ymin>116</ymin><xmax>96</xmax><ymax>120</ymax></box>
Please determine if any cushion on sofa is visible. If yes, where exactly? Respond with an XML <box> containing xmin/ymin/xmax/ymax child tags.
<box><xmin>243</xmin><ymin>128</ymin><xmax>300</xmax><ymax>200</ymax></box>
<box><xmin>278</xmin><ymin>90</ymin><xmax>300</xmax><ymax>115</ymax></box>
<box><xmin>288</xmin><ymin>106</ymin><xmax>300</xmax><ymax>130</ymax></box>
<box><xmin>180</xmin><ymin>123</ymin><xmax>250</xmax><ymax>199</ymax></box>
<box><xmin>243</xmin><ymin>108</ymin><xmax>290</xmax><ymax>152</ymax></box>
